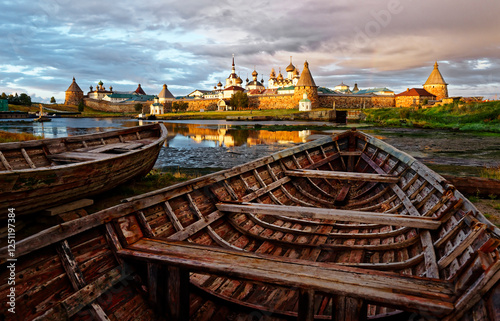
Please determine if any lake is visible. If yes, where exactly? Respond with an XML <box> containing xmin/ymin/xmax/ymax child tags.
<box><xmin>1</xmin><ymin>117</ymin><xmax>498</xmax><ymax>175</ymax></box>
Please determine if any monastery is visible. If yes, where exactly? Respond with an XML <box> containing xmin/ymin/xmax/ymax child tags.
<box><xmin>64</xmin><ymin>57</ymin><xmax>449</xmax><ymax>116</ymax></box>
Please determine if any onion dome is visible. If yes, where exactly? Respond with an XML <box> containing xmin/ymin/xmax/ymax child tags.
<box><xmin>217</xmin><ymin>81</ymin><xmax>223</xmax><ymax>87</ymax></box>
<box><xmin>270</xmin><ymin>68</ymin><xmax>276</xmax><ymax>78</ymax></box>
<box><xmin>236</xmin><ymin>76</ymin><xmax>243</xmax><ymax>84</ymax></box>
<box><xmin>98</xmin><ymin>80</ymin><xmax>103</xmax><ymax>86</ymax></box>
<box><xmin>252</xmin><ymin>70</ymin><xmax>258</xmax><ymax>77</ymax></box>
<box><xmin>286</xmin><ymin>56</ymin><xmax>295</xmax><ymax>72</ymax></box>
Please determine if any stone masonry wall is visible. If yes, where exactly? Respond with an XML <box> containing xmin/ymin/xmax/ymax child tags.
<box><xmin>84</xmin><ymin>98</ymin><xmax>150</xmax><ymax>113</ymax></box>
<box><xmin>318</xmin><ymin>95</ymin><xmax>395</xmax><ymax>109</ymax></box>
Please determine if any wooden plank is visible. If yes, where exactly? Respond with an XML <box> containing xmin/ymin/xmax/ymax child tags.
<box><xmin>21</xmin><ymin>148</ymin><xmax>36</xmax><ymax>168</ymax></box>
<box><xmin>285</xmin><ymin>169</ymin><xmax>399</xmax><ymax>183</ymax></box>
<box><xmin>241</xmin><ymin>176</ymin><xmax>291</xmax><ymax>202</ymax></box>
<box><xmin>420</xmin><ymin>230</ymin><xmax>440</xmax><ymax>279</ymax></box>
<box><xmin>166</xmin><ymin>266</ymin><xmax>190</xmax><ymax>321</ymax></box>
<box><xmin>0</xmin><ymin>150</ymin><xmax>13</xmax><ymax>170</ymax></box>
<box><xmin>167</xmin><ymin>210</ymin><xmax>226</xmax><ymax>241</ymax></box>
<box><xmin>437</xmin><ymin>223</ymin><xmax>487</xmax><ymax>269</ymax></box>
<box><xmin>119</xmin><ymin>239</ymin><xmax>454</xmax><ymax>317</ymax></box>
<box><xmin>333</xmin><ymin>296</ymin><xmax>367</xmax><ymax>321</ymax></box>
<box><xmin>297</xmin><ymin>289</ymin><xmax>315</xmax><ymax>321</ymax></box>
<box><xmin>33</xmin><ymin>265</ymin><xmax>133</xmax><ymax>320</ymax></box>
<box><xmin>136</xmin><ymin>210</ymin><xmax>155</xmax><ymax>237</ymax></box>
<box><xmin>56</xmin><ymin>240</ymin><xmax>111</xmax><ymax>321</ymax></box>
<box><xmin>164</xmin><ymin>201</ymin><xmax>184</xmax><ymax>231</ymax></box>
<box><xmin>216</xmin><ymin>203</ymin><xmax>441</xmax><ymax>230</ymax></box>
<box><xmin>43</xmin><ymin>199</ymin><xmax>94</xmax><ymax>216</ymax></box>
<box><xmin>48</xmin><ymin>151</ymin><xmax>117</xmax><ymax>161</ymax></box>
<box><xmin>335</xmin><ymin>184</ymin><xmax>351</xmax><ymax>206</ymax></box>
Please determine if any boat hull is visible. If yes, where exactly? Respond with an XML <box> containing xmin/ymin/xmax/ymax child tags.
<box><xmin>0</xmin><ymin>123</ymin><xmax>167</xmax><ymax>217</ymax></box>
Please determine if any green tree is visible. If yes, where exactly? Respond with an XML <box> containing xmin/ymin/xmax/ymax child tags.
<box><xmin>50</xmin><ymin>97</ymin><xmax>56</xmax><ymax>104</ymax></box>
<box><xmin>0</xmin><ymin>93</ymin><xmax>7</xmax><ymax>100</ymax></box>
<box><xmin>172</xmin><ymin>101</ymin><xmax>188</xmax><ymax>113</ymax></box>
<box><xmin>78</xmin><ymin>101</ymin><xmax>85</xmax><ymax>112</ymax></box>
<box><xmin>134</xmin><ymin>103</ymin><xmax>143</xmax><ymax>113</ymax></box>
<box><xmin>230</xmin><ymin>92</ymin><xmax>248</xmax><ymax>110</ymax></box>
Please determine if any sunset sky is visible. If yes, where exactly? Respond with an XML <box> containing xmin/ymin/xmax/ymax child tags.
<box><xmin>0</xmin><ymin>0</ymin><xmax>499</xmax><ymax>102</ymax></box>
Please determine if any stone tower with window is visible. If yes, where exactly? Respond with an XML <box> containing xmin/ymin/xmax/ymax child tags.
<box><xmin>293</xmin><ymin>61</ymin><xmax>318</xmax><ymax>108</ymax></box>
<box><xmin>64</xmin><ymin>77</ymin><xmax>84</xmax><ymax>105</ymax></box>
<box><xmin>423</xmin><ymin>62</ymin><xmax>448</xmax><ymax>101</ymax></box>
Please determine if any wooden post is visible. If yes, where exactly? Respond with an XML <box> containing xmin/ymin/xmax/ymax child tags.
<box><xmin>159</xmin><ymin>266</ymin><xmax>190</xmax><ymax>321</ymax></box>
<box><xmin>298</xmin><ymin>289</ymin><xmax>315</xmax><ymax>321</ymax></box>
<box><xmin>332</xmin><ymin>296</ymin><xmax>367</xmax><ymax>321</ymax></box>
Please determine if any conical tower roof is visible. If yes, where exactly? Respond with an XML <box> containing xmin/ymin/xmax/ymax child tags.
<box><xmin>158</xmin><ymin>84</ymin><xmax>174</xmax><ymax>99</ymax></box>
<box><xmin>135</xmin><ymin>84</ymin><xmax>146</xmax><ymax>95</ymax></box>
<box><xmin>424</xmin><ymin>62</ymin><xmax>447</xmax><ymax>85</ymax></box>
<box><xmin>295</xmin><ymin>61</ymin><xmax>317</xmax><ymax>87</ymax></box>
<box><xmin>66</xmin><ymin>77</ymin><xmax>83</xmax><ymax>92</ymax></box>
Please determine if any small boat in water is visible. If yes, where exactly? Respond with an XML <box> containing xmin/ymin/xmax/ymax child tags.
<box><xmin>0</xmin><ymin>123</ymin><xmax>167</xmax><ymax>217</ymax></box>
<box><xmin>1</xmin><ymin>128</ymin><xmax>499</xmax><ymax>320</ymax></box>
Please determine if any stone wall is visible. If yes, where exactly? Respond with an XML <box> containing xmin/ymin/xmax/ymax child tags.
<box><xmin>84</xmin><ymin>98</ymin><xmax>150</xmax><ymax>113</ymax></box>
<box><xmin>318</xmin><ymin>95</ymin><xmax>395</xmax><ymax>109</ymax></box>
<box><xmin>395</xmin><ymin>95</ymin><xmax>434</xmax><ymax>108</ymax></box>
<box><xmin>85</xmin><ymin>92</ymin><xmax>396</xmax><ymax>112</ymax></box>
<box><xmin>65</xmin><ymin>92</ymin><xmax>84</xmax><ymax>106</ymax></box>
<box><xmin>424</xmin><ymin>84</ymin><xmax>448</xmax><ymax>101</ymax></box>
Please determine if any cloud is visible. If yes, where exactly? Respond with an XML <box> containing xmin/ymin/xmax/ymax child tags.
<box><xmin>0</xmin><ymin>0</ymin><xmax>499</xmax><ymax>102</ymax></box>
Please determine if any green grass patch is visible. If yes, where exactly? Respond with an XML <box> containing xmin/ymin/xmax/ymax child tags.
<box><xmin>480</xmin><ymin>166</ymin><xmax>500</xmax><ymax>180</ymax></box>
<box><xmin>363</xmin><ymin>101</ymin><xmax>500</xmax><ymax>133</ymax></box>
<box><xmin>157</xmin><ymin>108</ymin><xmax>317</xmax><ymax>120</ymax></box>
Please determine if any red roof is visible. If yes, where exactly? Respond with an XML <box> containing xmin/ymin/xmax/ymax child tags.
<box><xmin>396</xmin><ymin>88</ymin><xmax>435</xmax><ymax>97</ymax></box>
<box><xmin>224</xmin><ymin>86</ymin><xmax>245</xmax><ymax>91</ymax></box>
<box><xmin>135</xmin><ymin>84</ymin><xmax>146</xmax><ymax>95</ymax></box>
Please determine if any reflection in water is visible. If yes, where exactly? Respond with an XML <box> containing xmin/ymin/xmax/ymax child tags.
<box><xmin>164</xmin><ymin>123</ymin><xmax>311</xmax><ymax>148</ymax></box>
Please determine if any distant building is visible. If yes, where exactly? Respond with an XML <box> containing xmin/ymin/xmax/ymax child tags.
<box><xmin>246</xmin><ymin>69</ymin><xmax>265</xmax><ymax>91</ymax></box>
<box><xmin>423</xmin><ymin>61</ymin><xmax>448</xmax><ymax>101</ymax></box>
<box><xmin>134</xmin><ymin>84</ymin><xmax>147</xmax><ymax>95</ymax></box>
<box><xmin>299</xmin><ymin>93</ymin><xmax>312</xmax><ymax>111</ymax></box>
<box><xmin>355</xmin><ymin>88</ymin><xmax>394</xmax><ymax>96</ymax></box>
<box><xmin>158</xmin><ymin>84</ymin><xmax>175</xmax><ymax>104</ymax></box>
<box><xmin>150</xmin><ymin>96</ymin><xmax>164</xmax><ymax>115</ymax></box>
<box><xmin>64</xmin><ymin>77</ymin><xmax>84</xmax><ymax>105</ymax></box>
<box><xmin>268</xmin><ymin>57</ymin><xmax>300</xmax><ymax>89</ymax></box>
<box><xmin>395</xmin><ymin>88</ymin><xmax>435</xmax><ymax>107</ymax></box>
<box><xmin>0</xmin><ymin>99</ymin><xmax>8</xmax><ymax>111</ymax></box>
<box><xmin>334</xmin><ymin>82</ymin><xmax>350</xmax><ymax>93</ymax></box>
<box><xmin>88</xmin><ymin>81</ymin><xmax>113</xmax><ymax>100</ymax></box>
<box><xmin>293</xmin><ymin>61</ymin><xmax>319</xmax><ymax>108</ymax></box>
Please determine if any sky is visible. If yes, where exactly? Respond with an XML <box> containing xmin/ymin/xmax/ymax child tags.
<box><xmin>0</xmin><ymin>0</ymin><xmax>499</xmax><ymax>103</ymax></box>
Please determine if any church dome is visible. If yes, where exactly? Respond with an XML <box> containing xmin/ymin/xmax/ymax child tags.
<box><xmin>236</xmin><ymin>77</ymin><xmax>243</xmax><ymax>84</ymax></box>
<box><xmin>252</xmin><ymin>70</ymin><xmax>258</xmax><ymax>77</ymax></box>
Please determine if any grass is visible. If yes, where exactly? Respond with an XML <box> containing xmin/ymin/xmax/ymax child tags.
<box><xmin>8</xmin><ymin>103</ymin><xmax>134</xmax><ymax>117</ymax></box>
<box><xmin>0</xmin><ymin>130</ymin><xmax>42</xmax><ymax>143</ymax></box>
<box><xmin>363</xmin><ymin>101</ymin><xmax>500</xmax><ymax>133</ymax></box>
<box><xmin>480</xmin><ymin>166</ymin><xmax>500</xmax><ymax>180</ymax></box>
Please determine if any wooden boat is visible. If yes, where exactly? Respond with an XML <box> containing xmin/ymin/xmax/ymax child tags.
<box><xmin>2</xmin><ymin>128</ymin><xmax>499</xmax><ymax>320</ymax></box>
<box><xmin>0</xmin><ymin>123</ymin><xmax>167</xmax><ymax>217</ymax></box>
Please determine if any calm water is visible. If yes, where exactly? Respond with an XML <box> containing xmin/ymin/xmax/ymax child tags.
<box><xmin>1</xmin><ymin>118</ymin><xmax>498</xmax><ymax>172</ymax></box>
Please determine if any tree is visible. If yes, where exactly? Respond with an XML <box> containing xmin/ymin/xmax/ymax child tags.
<box><xmin>50</xmin><ymin>97</ymin><xmax>56</xmax><ymax>104</ymax></box>
<box><xmin>172</xmin><ymin>101</ymin><xmax>188</xmax><ymax>113</ymax></box>
<box><xmin>0</xmin><ymin>93</ymin><xmax>7</xmax><ymax>100</ymax></box>
<box><xmin>78</xmin><ymin>101</ymin><xmax>85</xmax><ymax>112</ymax></box>
<box><xmin>230</xmin><ymin>92</ymin><xmax>248</xmax><ymax>110</ymax></box>
<box><xmin>134</xmin><ymin>103</ymin><xmax>143</xmax><ymax>113</ymax></box>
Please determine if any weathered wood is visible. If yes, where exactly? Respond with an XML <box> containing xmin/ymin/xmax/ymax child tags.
<box><xmin>0</xmin><ymin>150</ymin><xmax>12</xmax><ymax>170</ymax></box>
<box><xmin>164</xmin><ymin>201</ymin><xmax>184</xmax><ymax>231</ymax></box>
<box><xmin>136</xmin><ymin>210</ymin><xmax>154</xmax><ymax>238</ymax></box>
<box><xmin>332</xmin><ymin>296</ymin><xmax>367</xmax><ymax>321</ymax></box>
<box><xmin>167</xmin><ymin>210</ymin><xmax>226</xmax><ymax>241</ymax></box>
<box><xmin>21</xmin><ymin>148</ymin><xmax>36</xmax><ymax>168</ymax></box>
<box><xmin>438</xmin><ymin>223</ymin><xmax>487</xmax><ymax>269</ymax></box>
<box><xmin>286</xmin><ymin>169</ymin><xmax>399</xmax><ymax>183</ymax></box>
<box><xmin>166</xmin><ymin>266</ymin><xmax>190</xmax><ymax>321</ymax></box>
<box><xmin>119</xmin><ymin>239</ymin><xmax>454</xmax><ymax>316</ymax></box>
<box><xmin>335</xmin><ymin>184</ymin><xmax>351</xmax><ymax>205</ymax></box>
<box><xmin>33</xmin><ymin>265</ymin><xmax>133</xmax><ymax>320</ymax></box>
<box><xmin>217</xmin><ymin>203</ymin><xmax>442</xmax><ymax>229</ymax></box>
<box><xmin>297</xmin><ymin>289</ymin><xmax>315</xmax><ymax>321</ymax></box>
<box><xmin>420</xmin><ymin>230</ymin><xmax>440</xmax><ymax>279</ymax></box>
<box><xmin>43</xmin><ymin>199</ymin><xmax>94</xmax><ymax>216</ymax></box>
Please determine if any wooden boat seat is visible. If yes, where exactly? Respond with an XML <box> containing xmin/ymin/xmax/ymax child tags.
<box><xmin>74</xmin><ymin>142</ymin><xmax>144</xmax><ymax>153</ymax></box>
<box><xmin>118</xmin><ymin>238</ymin><xmax>455</xmax><ymax>317</ymax></box>
<box><xmin>48</xmin><ymin>151</ymin><xmax>118</xmax><ymax>163</ymax></box>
